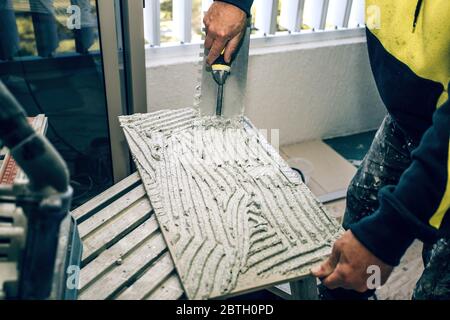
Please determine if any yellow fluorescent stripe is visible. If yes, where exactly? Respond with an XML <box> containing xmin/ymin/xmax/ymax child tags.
<box><xmin>211</xmin><ymin>64</ymin><xmax>230</xmax><ymax>72</ymax></box>
<box><xmin>437</xmin><ymin>91</ymin><xmax>449</xmax><ymax>109</ymax></box>
<box><xmin>366</xmin><ymin>0</ymin><xmax>450</xmax><ymax>101</ymax></box>
<box><xmin>429</xmin><ymin>141</ymin><xmax>450</xmax><ymax>229</ymax></box>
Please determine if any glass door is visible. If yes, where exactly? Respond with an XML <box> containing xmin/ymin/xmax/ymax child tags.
<box><xmin>0</xmin><ymin>0</ymin><xmax>131</xmax><ymax>208</ymax></box>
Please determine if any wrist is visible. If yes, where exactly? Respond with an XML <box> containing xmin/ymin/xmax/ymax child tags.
<box><xmin>350</xmin><ymin>205</ymin><xmax>414</xmax><ymax>266</ymax></box>
<box><xmin>215</xmin><ymin>0</ymin><xmax>252</xmax><ymax>16</ymax></box>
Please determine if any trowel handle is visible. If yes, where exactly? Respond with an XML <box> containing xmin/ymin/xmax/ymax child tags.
<box><xmin>211</xmin><ymin>50</ymin><xmax>231</xmax><ymax>72</ymax></box>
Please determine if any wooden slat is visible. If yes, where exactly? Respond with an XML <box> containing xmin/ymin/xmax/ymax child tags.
<box><xmin>116</xmin><ymin>252</ymin><xmax>175</xmax><ymax>300</ymax></box>
<box><xmin>81</xmin><ymin>197</ymin><xmax>153</xmax><ymax>262</ymax></box>
<box><xmin>79</xmin><ymin>232</ymin><xmax>168</xmax><ymax>300</ymax></box>
<box><xmin>71</xmin><ymin>172</ymin><xmax>141</xmax><ymax>222</ymax></box>
<box><xmin>145</xmin><ymin>274</ymin><xmax>184</xmax><ymax>300</ymax></box>
<box><xmin>79</xmin><ymin>215</ymin><xmax>161</xmax><ymax>290</ymax></box>
<box><xmin>0</xmin><ymin>262</ymin><xmax>17</xmax><ymax>291</ymax></box>
<box><xmin>78</xmin><ymin>184</ymin><xmax>146</xmax><ymax>238</ymax></box>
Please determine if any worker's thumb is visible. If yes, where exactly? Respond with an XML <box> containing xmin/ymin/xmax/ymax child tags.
<box><xmin>311</xmin><ymin>262</ymin><xmax>332</xmax><ymax>278</ymax></box>
<box><xmin>224</xmin><ymin>32</ymin><xmax>243</xmax><ymax>63</ymax></box>
<box><xmin>311</xmin><ymin>245</ymin><xmax>340</xmax><ymax>278</ymax></box>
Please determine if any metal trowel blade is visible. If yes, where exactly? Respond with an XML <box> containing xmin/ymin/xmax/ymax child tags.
<box><xmin>196</xmin><ymin>18</ymin><xmax>251</xmax><ymax>118</ymax></box>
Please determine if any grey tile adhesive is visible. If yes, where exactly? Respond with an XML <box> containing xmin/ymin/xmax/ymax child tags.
<box><xmin>119</xmin><ymin>108</ymin><xmax>343</xmax><ymax>300</ymax></box>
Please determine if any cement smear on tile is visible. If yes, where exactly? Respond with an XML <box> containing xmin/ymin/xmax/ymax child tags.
<box><xmin>120</xmin><ymin>108</ymin><xmax>342</xmax><ymax>299</ymax></box>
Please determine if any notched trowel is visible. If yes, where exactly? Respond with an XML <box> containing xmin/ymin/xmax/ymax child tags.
<box><xmin>197</xmin><ymin>18</ymin><xmax>251</xmax><ymax>118</ymax></box>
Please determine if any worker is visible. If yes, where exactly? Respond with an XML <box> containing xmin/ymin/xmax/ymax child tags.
<box><xmin>203</xmin><ymin>0</ymin><xmax>450</xmax><ymax>299</ymax></box>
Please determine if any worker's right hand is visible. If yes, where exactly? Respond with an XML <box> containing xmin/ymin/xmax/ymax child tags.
<box><xmin>204</xmin><ymin>1</ymin><xmax>247</xmax><ymax>65</ymax></box>
<box><xmin>311</xmin><ymin>230</ymin><xmax>394</xmax><ymax>292</ymax></box>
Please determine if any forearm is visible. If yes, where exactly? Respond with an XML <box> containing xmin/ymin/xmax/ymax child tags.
<box><xmin>215</xmin><ymin>0</ymin><xmax>254</xmax><ymax>16</ymax></box>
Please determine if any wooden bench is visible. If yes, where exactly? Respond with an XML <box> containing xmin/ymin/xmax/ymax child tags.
<box><xmin>71</xmin><ymin>173</ymin><xmax>318</xmax><ymax>300</ymax></box>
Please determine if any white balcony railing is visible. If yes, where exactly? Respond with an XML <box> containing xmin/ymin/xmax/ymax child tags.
<box><xmin>144</xmin><ymin>0</ymin><xmax>366</xmax><ymax>47</ymax></box>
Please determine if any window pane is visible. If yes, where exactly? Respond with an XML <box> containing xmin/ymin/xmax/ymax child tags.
<box><xmin>191</xmin><ymin>0</ymin><xmax>202</xmax><ymax>43</ymax></box>
<box><xmin>0</xmin><ymin>0</ymin><xmax>114</xmax><ymax>208</ymax></box>
<box><xmin>160</xmin><ymin>0</ymin><xmax>175</xmax><ymax>42</ymax></box>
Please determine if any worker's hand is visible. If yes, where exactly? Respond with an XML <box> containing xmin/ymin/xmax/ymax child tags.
<box><xmin>203</xmin><ymin>1</ymin><xmax>247</xmax><ymax>65</ymax></box>
<box><xmin>311</xmin><ymin>230</ymin><xmax>394</xmax><ymax>292</ymax></box>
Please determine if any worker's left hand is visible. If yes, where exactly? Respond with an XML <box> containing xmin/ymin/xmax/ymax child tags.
<box><xmin>204</xmin><ymin>1</ymin><xmax>247</xmax><ymax>65</ymax></box>
<box><xmin>311</xmin><ymin>230</ymin><xmax>394</xmax><ymax>292</ymax></box>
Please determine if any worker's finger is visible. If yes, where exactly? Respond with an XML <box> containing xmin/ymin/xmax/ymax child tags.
<box><xmin>311</xmin><ymin>258</ymin><xmax>335</xmax><ymax>279</ymax></box>
<box><xmin>207</xmin><ymin>38</ymin><xmax>228</xmax><ymax>65</ymax></box>
<box><xmin>223</xmin><ymin>32</ymin><xmax>243</xmax><ymax>63</ymax></box>
<box><xmin>311</xmin><ymin>242</ymin><xmax>340</xmax><ymax>278</ymax></box>
<box><xmin>204</xmin><ymin>32</ymin><xmax>214</xmax><ymax>50</ymax></box>
<box><xmin>321</xmin><ymin>268</ymin><xmax>347</xmax><ymax>290</ymax></box>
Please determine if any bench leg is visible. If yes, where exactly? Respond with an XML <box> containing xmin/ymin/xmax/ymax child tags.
<box><xmin>289</xmin><ymin>276</ymin><xmax>318</xmax><ymax>300</ymax></box>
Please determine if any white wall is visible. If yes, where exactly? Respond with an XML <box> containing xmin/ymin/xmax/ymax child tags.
<box><xmin>146</xmin><ymin>36</ymin><xmax>386</xmax><ymax>146</ymax></box>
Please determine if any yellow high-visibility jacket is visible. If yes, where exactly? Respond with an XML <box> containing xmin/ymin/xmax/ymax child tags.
<box><xmin>350</xmin><ymin>0</ymin><xmax>450</xmax><ymax>266</ymax></box>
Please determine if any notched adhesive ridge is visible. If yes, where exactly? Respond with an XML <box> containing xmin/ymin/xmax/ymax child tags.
<box><xmin>120</xmin><ymin>108</ymin><xmax>343</xmax><ymax>300</ymax></box>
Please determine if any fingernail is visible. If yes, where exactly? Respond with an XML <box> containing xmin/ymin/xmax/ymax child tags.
<box><xmin>311</xmin><ymin>266</ymin><xmax>321</xmax><ymax>274</ymax></box>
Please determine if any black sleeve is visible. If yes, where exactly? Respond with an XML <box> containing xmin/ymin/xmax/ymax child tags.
<box><xmin>215</xmin><ymin>0</ymin><xmax>254</xmax><ymax>16</ymax></box>
<box><xmin>351</xmin><ymin>83</ymin><xmax>450</xmax><ymax>266</ymax></box>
